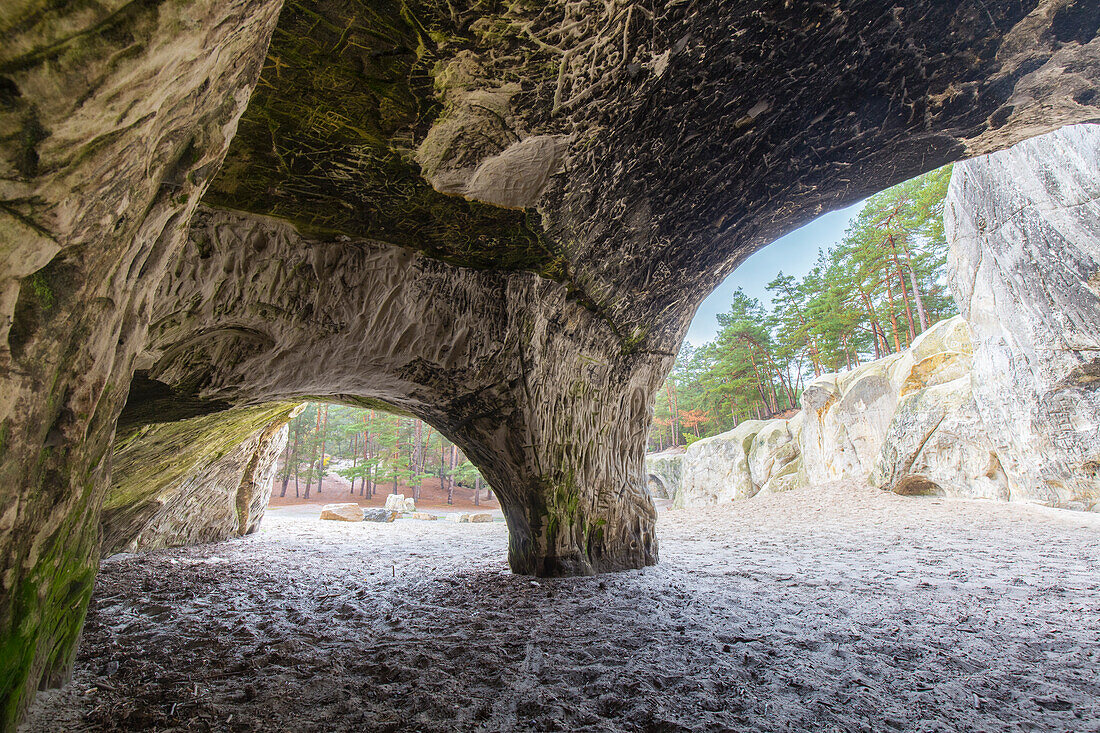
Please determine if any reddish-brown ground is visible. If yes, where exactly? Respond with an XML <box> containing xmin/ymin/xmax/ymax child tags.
<box><xmin>266</xmin><ymin>473</ymin><xmax>499</xmax><ymax>513</ymax></box>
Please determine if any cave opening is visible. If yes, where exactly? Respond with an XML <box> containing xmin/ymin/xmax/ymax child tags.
<box><xmin>3</xmin><ymin>0</ymin><xmax>1100</xmax><ymax>727</ymax></box>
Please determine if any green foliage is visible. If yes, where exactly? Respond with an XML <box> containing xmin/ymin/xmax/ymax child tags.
<box><xmin>284</xmin><ymin>401</ymin><xmax>489</xmax><ymax>496</ymax></box>
<box><xmin>651</xmin><ymin>166</ymin><xmax>957</xmax><ymax>449</ymax></box>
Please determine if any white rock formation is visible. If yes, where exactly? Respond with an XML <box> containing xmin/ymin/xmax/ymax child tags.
<box><xmin>657</xmin><ymin>316</ymin><xmax>1018</xmax><ymax>506</ymax></box>
<box><xmin>675</xmin><ymin>421</ymin><xmax>765</xmax><ymax>507</ymax></box>
<box><xmin>320</xmin><ymin>504</ymin><xmax>365</xmax><ymax>522</ymax></box>
<box><xmin>946</xmin><ymin>123</ymin><xmax>1100</xmax><ymax>512</ymax></box>
<box><xmin>644</xmin><ymin>449</ymin><xmax>685</xmax><ymax>501</ymax></box>
<box><xmin>385</xmin><ymin>494</ymin><xmax>416</xmax><ymax>513</ymax></box>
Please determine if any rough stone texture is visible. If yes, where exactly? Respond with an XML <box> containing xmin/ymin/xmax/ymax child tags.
<box><xmin>667</xmin><ymin>316</ymin><xmax>1005</xmax><ymax>506</ymax></box>
<box><xmin>363</xmin><ymin>509</ymin><xmax>399</xmax><ymax>523</ymax></box>
<box><xmin>946</xmin><ymin>122</ymin><xmax>1100</xmax><ymax>511</ymax></box>
<box><xmin>447</xmin><ymin>513</ymin><xmax>471</xmax><ymax>523</ymax></box>
<box><xmin>2</xmin><ymin>0</ymin><xmax>1099</xmax><ymax>724</ymax></box>
<box><xmin>469</xmin><ymin>513</ymin><xmax>494</xmax><ymax>523</ymax></box>
<box><xmin>320</xmin><ymin>504</ymin><xmax>365</xmax><ymax>522</ymax></box>
<box><xmin>675</xmin><ymin>422</ymin><xmax>765</xmax><ymax>508</ymax></box>
<box><xmin>644</xmin><ymin>449</ymin><xmax>685</xmax><ymax>501</ymax></box>
<box><xmin>0</xmin><ymin>0</ymin><xmax>282</xmax><ymax>723</ymax></box>
<box><xmin>104</xmin><ymin>407</ymin><xmax>295</xmax><ymax>554</ymax></box>
<box><xmin>384</xmin><ymin>495</ymin><xmax>416</xmax><ymax>513</ymax></box>
<box><xmin>748</xmin><ymin>417</ymin><xmax>805</xmax><ymax>496</ymax></box>
<box><xmin>871</xmin><ymin>377</ymin><xmax>1010</xmax><ymax>501</ymax></box>
<box><xmin>800</xmin><ymin>359</ymin><xmax>901</xmax><ymax>484</ymax></box>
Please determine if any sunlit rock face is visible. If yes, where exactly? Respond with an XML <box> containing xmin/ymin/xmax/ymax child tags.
<box><xmin>644</xmin><ymin>449</ymin><xmax>685</xmax><ymax>501</ymax></box>
<box><xmin>1</xmin><ymin>0</ymin><xmax>1099</xmax><ymax>723</ymax></box>
<box><xmin>946</xmin><ymin>123</ymin><xmax>1100</xmax><ymax>511</ymax></box>
<box><xmin>663</xmin><ymin>317</ymin><xmax>1012</xmax><ymax>505</ymax></box>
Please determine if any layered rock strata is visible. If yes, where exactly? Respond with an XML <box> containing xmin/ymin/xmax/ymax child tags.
<box><xmin>2</xmin><ymin>0</ymin><xmax>1098</xmax><ymax>723</ymax></box>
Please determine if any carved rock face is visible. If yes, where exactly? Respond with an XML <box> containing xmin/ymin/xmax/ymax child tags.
<box><xmin>1</xmin><ymin>0</ymin><xmax>1098</xmax><ymax>724</ymax></box>
<box><xmin>946</xmin><ymin>123</ymin><xmax>1100</xmax><ymax>511</ymax></box>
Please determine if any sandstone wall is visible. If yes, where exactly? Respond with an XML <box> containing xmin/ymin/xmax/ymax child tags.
<box><xmin>103</xmin><ymin>406</ymin><xmax>298</xmax><ymax>555</ymax></box>
<box><xmin>946</xmin><ymin>123</ymin><xmax>1100</xmax><ymax>511</ymax></box>
<box><xmin>658</xmin><ymin>317</ymin><xmax>998</xmax><ymax>508</ymax></box>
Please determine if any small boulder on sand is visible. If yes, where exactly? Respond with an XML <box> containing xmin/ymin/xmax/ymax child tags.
<box><xmin>446</xmin><ymin>512</ymin><xmax>470</xmax><ymax>523</ymax></box>
<box><xmin>363</xmin><ymin>509</ymin><xmax>398</xmax><ymax>523</ymax></box>
<box><xmin>384</xmin><ymin>494</ymin><xmax>415</xmax><ymax>512</ymax></box>
<box><xmin>410</xmin><ymin>512</ymin><xmax>437</xmax><ymax>521</ymax></box>
<box><xmin>320</xmin><ymin>503</ymin><xmax>364</xmax><ymax>522</ymax></box>
<box><xmin>469</xmin><ymin>513</ymin><xmax>493</xmax><ymax>523</ymax></box>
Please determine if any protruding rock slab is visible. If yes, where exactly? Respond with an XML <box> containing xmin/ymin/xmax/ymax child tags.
<box><xmin>320</xmin><ymin>504</ymin><xmax>365</xmax><ymax>522</ymax></box>
<box><xmin>364</xmin><ymin>509</ymin><xmax>399</xmax><ymax>523</ymax></box>
<box><xmin>947</xmin><ymin>123</ymin><xmax>1100</xmax><ymax>511</ymax></box>
<box><xmin>469</xmin><ymin>513</ymin><xmax>494</xmax><ymax>523</ymax></box>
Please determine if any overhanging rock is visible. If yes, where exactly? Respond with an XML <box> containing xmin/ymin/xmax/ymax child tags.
<box><xmin>1</xmin><ymin>0</ymin><xmax>1098</xmax><ymax>724</ymax></box>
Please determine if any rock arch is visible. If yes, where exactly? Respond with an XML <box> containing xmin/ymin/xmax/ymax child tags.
<box><xmin>1</xmin><ymin>0</ymin><xmax>1098</xmax><ymax>723</ymax></box>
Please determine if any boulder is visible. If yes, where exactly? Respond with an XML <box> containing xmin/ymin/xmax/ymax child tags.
<box><xmin>871</xmin><ymin>377</ymin><xmax>1009</xmax><ymax>501</ymax></box>
<box><xmin>676</xmin><ymin>421</ymin><xmax>765</xmax><ymax>507</ymax></box>
<box><xmin>320</xmin><ymin>504</ymin><xmax>364</xmax><ymax>522</ymax></box>
<box><xmin>469</xmin><ymin>513</ymin><xmax>493</xmax><ymax>523</ymax></box>
<box><xmin>446</xmin><ymin>513</ymin><xmax>471</xmax><ymax>523</ymax></box>
<box><xmin>410</xmin><ymin>512</ymin><xmax>438</xmax><ymax>521</ymax></box>
<box><xmin>363</xmin><ymin>509</ymin><xmax>399</xmax><ymax>523</ymax></box>
<box><xmin>748</xmin><ymin>420</ymin><xmax>796</xmax><ymax>491</ymax></box>
<box><xmin>644</xmin><ymin>449</ymin><xmax>685</xmax><ymax>501</ymax></box>
<box><xmin>384</xmin><ymin>494</ymin><xmax>416</xmax><ymax>512</ymax></box>
<box><xmin>947</xmin><ymin>123</ymin><xmax>1100</xmax><ymax>511</ymax></box>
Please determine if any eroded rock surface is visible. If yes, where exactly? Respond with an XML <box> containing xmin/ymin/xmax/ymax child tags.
<box><xmin>104</xmin><ymin>406</ymin><xmax>296</xmax><ymax>554</ymax></box>
<box><xmin>946</xmin><ymin>122</ymin><xmax>1100</xmax><ymax>511</ymax></box>
<box><xmin>644</xmin><ymin>449</ymin><xmax>685</xmax><ymax>501</ymax></box>
<box><xmin>660</xmin><ymin>316</ymin><xmax>1015</xmax><ymax>506</ymax></box>
<box><xmin>0</xmin><ymin>0</ymin><xmax>282</xmax><ymax>722</ymax></box>
<box><xmin>2</xmin><ymin>0</ymin><xmax>1099</xmax><ymax>722</ymax></box>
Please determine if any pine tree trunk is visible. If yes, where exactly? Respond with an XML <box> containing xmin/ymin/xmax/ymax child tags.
<box><xmin>889</xmin><ymin>239</ymin><xmax>917</xmax><ymax>342</ymax></box>
<box><xmin>448</xmin><ymin>445</ymin><xmax>457</xmax><ymax>505</ymax></box>
<box><xmin>317</xmin><ymin>404</ymin><xmax>328</xmax><ymax>494</ymax></box>
<box><xmin>665</xmin><ymin>382</ymin><xmax>678</xmax><ymax>447</ymax></box>
<box><xmin>474</xmin><ymin>475</ymin><xmax>481</xmax><ymax>506</ymax></box>
<box><xmin>350</xmin><ymin>432</ymin><xmax>358</xmax><ymax>494</ymax></box>
<box><xmin>902</xmin><ymin>244</ymin><xmax>930</xmax><ymax>332</ymax></box>
<box><xmin>280</xmin><ymin>423</ymin><xmax>297</xmax><ymax>497</ymax></box>
<box><xmin>884</xmin><ymin>272</ymin><xmax>902</xmax><ymax>353</ymax></box>
<box><xmin>439</xmin><ymin>441</ymin><xmax>447</xmax><ymax>501</ymax></box>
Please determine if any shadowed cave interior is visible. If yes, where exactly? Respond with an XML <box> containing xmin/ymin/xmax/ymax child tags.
<box><xmin>1</xmin><ymin>0</ymin><xmax>1099</xmax><ymax>728</ymax></box>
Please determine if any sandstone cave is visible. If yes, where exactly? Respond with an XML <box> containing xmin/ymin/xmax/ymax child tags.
<box><xmin>2</xmin><ymin>0</ymin><xmax>1099</xmax><ymax>730</ymax></box>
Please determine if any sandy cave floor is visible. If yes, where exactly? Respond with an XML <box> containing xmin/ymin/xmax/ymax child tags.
<box><xmin>21</xmin><ymin>482</ymin><xmax>1100</xmax><ymax>733</ymax></box>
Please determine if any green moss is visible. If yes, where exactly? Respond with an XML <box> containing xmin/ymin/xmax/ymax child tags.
<box><xmin>107</xmin><ymin>402</ymin><xmax>297</xmax><ymax>513</ymax></box>
<box><xmin>0</xmin><ymin>478</ymin><xmax>98</xmax><ymax>730</ymax></box>
<box><xmin>205</xmin><ymin>0</ymin><xmax>562</xmax><ymax>276</ymax></box>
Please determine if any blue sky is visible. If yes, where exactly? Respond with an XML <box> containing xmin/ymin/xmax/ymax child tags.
<box><xmin>684</xmin><ymin>201</ymin><xmax>865</xmax><ymax>346</ymax></box>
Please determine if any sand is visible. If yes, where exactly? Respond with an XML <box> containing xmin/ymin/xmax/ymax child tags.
<box><xmin>20</xmin><ymin>481</ymin><xmax>1100</xmax><ymax>732</ymax></box>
